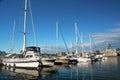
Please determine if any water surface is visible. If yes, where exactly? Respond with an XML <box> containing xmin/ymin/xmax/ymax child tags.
<box><xmin>0</xmin><ymin>57</ymin><xmax>120</xmax><ymax>80</ymax></box>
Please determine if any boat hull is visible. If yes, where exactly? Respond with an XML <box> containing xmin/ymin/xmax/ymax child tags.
<box><xmin>41</xmin><ymin>58</ymin><xmax>55</xmax><ymax>67</ymax></box>
<box><xmin>3</xmin><ymin>58</ymin><xmax>41</xmax><ymax>68</ymax></box>
<box><xmin>54</xmin><ymin>57</ymin><xmax>69</xmax><ymax>64</ymax></box>
<box><xmin>77</xmin><ymin>57</ymin><xmax>91</xmax><ymax>62</ymax></box>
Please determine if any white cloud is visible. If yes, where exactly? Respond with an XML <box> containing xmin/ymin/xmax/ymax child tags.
<box><xmin>114</xmin><ymin>22</ymin><xmax>120</xmax><ymax>27</ymax></box>
<box><xmin>109</xmin><ymin>28</ymin><xmax>120</xmax><ymax>33</ymax></box>
<box><xmin>87</xmin><ymin>28</ymin><xmax>120</xmax><ymax>50</ymax></box>
<box><xmin>40</xmin><ymin>28</ymin><xmax>120</xmax><ymax>53</ymax></box>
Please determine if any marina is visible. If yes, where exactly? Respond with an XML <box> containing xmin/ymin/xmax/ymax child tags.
<box><xmin>0</xmin><ymin>56</ymin><xmax>120</xmax><ymax>80</ymax></box>
<box><xmin>0</xmin><ymin>0</ymin><xmax>120</xmax><ymax>80</ymax></box>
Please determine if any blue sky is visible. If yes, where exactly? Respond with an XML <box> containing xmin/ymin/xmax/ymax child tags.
<box><xmin>0</xmin><ymin>0</ymin><xmax>120</xmax><ymax>53</ymax></box>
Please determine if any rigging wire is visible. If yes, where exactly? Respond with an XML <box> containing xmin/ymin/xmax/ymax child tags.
<box><xmin>28</xmin><ymin>0</ymin><xmax>40</xmax><ymax>54</ymax></box>
<box><xmin>59</xmin><ymin>24</ymin><xmax>69</xmax><ymax>54</ymax></box>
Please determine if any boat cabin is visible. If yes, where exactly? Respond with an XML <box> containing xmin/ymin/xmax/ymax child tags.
<box><xmin>25</xmin><ymin>46</ymin><xmax>40</xmax><ymax>53</ymax></box>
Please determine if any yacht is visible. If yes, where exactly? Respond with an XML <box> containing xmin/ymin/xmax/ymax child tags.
<box><xmin>2</xmin><ymin>0</ymin><xmax>41</xmax><ymax>70</ymax></box>
<box><xmin>3</xmin><ymin>46</ymin><xmax>41</xmax><ymax>70</ymax></box>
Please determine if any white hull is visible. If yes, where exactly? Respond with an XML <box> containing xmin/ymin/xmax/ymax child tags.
<box><xmin>69</xmin><ymin>57</ymin><xmax>78</xmax><ymax>63</ymax></box>
<box><xmin>5</xmin><ymin>61</ymin><xmax>39</xmax><ymax>68</ymax></box>
<box><xmin>94</xmin><ymin>54</ymin><xmax>108</xmax><ymax>61</ymax></box>
<box><xmin>69</xmin><ymin>57</ymin><xmax>77</xmax><ymax>61</ymax></box>
<box><xmin>3</xmin><ymin>58</ymin><xmax>40</xmax><ymax>68</ymax></box>
<box><xmin>41</xmin><ymin>58</ymin><xmax>55</xmax><ymax>67</ymax></box>
<box><xmin>77</xmin><ymin>57</ymin><xmax>91</xmax><ymax>62</ymax></box>
<box><xmin>95</xmin><ymin>54</ymin><xmax>103</xmax><ymax>59</ymax></box>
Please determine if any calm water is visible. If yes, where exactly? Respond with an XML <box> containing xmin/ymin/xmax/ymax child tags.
<box><xmin>0</xmin><ymin>56</ymin><xmax>120</xmax><ymax>80</ymax></box>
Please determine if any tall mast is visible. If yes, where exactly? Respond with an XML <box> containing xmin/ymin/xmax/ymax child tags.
<box><xmin>89</xmin><ymin>33</ymin><xmax>92</xmax><ymax>53</ymax></box>
<box><xmin>56</xmin><ymin>21</ymin><xmax>58</xmax><ymax>55</ymax></box>
<box><xmin>23</xmin><ymin>0</ymin><xmax>28</xmax><ymax>52</ymax></box>
<box><xmin>75</xmin><ymin>22</ymin><xmax>78</xmax><ymax>54</ymax></box>
<box><xmin>81</xmin><ymin>32</ymin><xmax>84</xmax><ymax>54</ymax></box>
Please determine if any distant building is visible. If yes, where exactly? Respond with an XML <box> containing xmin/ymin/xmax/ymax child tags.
<box><xmin>104</xmin><ymin>43</ymin><xmax>118</xmax><ymax>56</ymax></box>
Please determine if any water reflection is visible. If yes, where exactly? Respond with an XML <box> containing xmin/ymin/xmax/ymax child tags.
<box><xmin>14</xmin><ymin>67</ymin><xmax>58</xmax><ymax>80</ymax></box>
<box><xmin>0</xmin><ymin>66</ymin><xmax>2</xmax><ymax>72</ymax></box>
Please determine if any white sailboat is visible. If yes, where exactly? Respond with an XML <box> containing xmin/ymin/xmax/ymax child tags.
<box><xmin>77</xmin><ymin>31</ymin><xmax>91</xmax><ymax>62</ymax></box>
<box><xmin>41</xmin><ymin>46</ymin><xmax>56</xmax><ymax>67</ymax></box>
<box><xmin>54</xmin><ymin>21</ymin><xmax>69</xmax><ymax>65</ymax></box>
<box><xmin>68</xmin><ymin>22</ymin><xmax>78</xmax><ymax>63</ymax></box>
<box><xmin>41</xmin><ymin>57</ymin><xmax>56</xmax><ymax>67</ymax></box>
<box><xmin>3</xmin><ymin>0</ymin><xmax>41</xmax><ymax>70</ymax></box>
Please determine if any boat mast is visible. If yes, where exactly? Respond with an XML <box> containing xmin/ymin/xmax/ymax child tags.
<box><xmin>75</xmin><ymin>22</ymin><xmax>78</xmax><ymax>54</ymax></box>
<box><xmin>56</xmin><ymin>21</ymin><xmax>58</xmax><ymax>55</ymax></box>
<box><xmin>89</xmin><ymin>33</ymin><xmax>92</xmax><ymax>53</ymax></box>
<box><xmin>23</xmin><ymin>0</ymin><xmax>28</xmax><ymax>53</ymax></box>
<box><xmin>81</xmin><ymin>32</ymin><xmax>84</xmax><ymax>54</ymax></box>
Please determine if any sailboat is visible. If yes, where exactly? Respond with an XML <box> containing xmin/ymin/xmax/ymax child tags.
<box><xmin>77</xmin><ymin>30</ymin><xmax>91</xmax><ymax>62</ymax></box>
<box><xmin>54</xmin><ymin>21</ymin><xmax>69</xmax><ymax>65</ymax></box>
<box><xmin>68</xmin><ymin>22</ymin><xmax>78</xmax><ymax>63</ymax></box>
<box><xmin>2</xmin><ymin>0</ymin><xmax>41</xmax><ymax>70</ymax></box>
